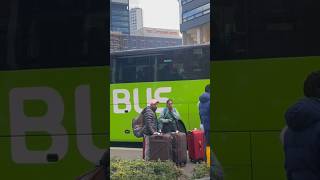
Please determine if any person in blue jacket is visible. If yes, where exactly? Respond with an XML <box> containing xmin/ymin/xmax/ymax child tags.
<box><xmin>283</xmin><ymin>71</ymin><xmax>320</xmax><ymax>180</ymax></box>
<box><xmin>199</xmin><ymin>84</ymin><xmax>210</xmax><ymax>160</ymax></box>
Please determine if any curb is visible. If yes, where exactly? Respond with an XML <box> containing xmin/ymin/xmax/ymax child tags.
<box><xmin>195</xmin><ymin>177</ymin><xmax>210</xmax><ymax>180</ymax></box>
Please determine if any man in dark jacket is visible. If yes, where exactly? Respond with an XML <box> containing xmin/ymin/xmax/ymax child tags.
<box><xmin>143</xmin><ymin>99</ymin><xmax>159</xmax><ymax>160</ymax></box>
<box><xmin>283</xmin><ymin>71</ymin><xmax>320</xmax><ymax>180</ymax></box>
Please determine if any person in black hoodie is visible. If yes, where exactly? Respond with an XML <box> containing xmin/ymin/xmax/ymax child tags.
<box><xmin>283</xmin><ymin>71</ymin><xmax>320</xmax><ymax>180</ymax></box>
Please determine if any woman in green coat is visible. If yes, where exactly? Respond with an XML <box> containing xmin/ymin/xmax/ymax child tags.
<box><xmin>158</xmin><ymin>99</ymin><xmax>181</xmax><ymax>133</ymax></box>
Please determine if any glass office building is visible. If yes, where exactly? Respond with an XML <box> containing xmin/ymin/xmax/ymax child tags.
<box><xmin>178</xmin><ymin>0</ymin><xmax>210</xmax><ymax>45</ymax></box>
<box><xmin>111</xmin><ymin>0</ymin><xmax>130</xmax><ymax>35</ymax></box>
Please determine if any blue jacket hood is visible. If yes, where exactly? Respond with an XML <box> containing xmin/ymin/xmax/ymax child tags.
<box><xmin>199</xmin><ymin>92</ymin><xmax>210</xmax><ymax>103</ymax></box>
<box><xmin>285</xmin><ymin>98</ymin><xmax>320</xmax><ymax>131</ymax></box>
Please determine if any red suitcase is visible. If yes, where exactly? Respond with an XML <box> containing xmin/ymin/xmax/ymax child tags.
<box><xmin>187</xmin><ymin>129</ymin><xmax>205</xmax><ymax>163</ymax></box>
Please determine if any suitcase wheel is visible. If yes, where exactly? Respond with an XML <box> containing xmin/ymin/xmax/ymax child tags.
<box><xmin>190</xmin><ymin>159</ymin><xmax>199</xmax><ymax>164</ymax></box>
<box><xmin>176</xmin><ymin>162</ymin><xmax>186</xmax><ymax>167</ymax></box>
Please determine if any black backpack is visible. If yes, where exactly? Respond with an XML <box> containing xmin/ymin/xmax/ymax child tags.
<box><xmin>132</xmin><ymin>110</ymin><xmax>145</xmax><ymax>138</ymax></box>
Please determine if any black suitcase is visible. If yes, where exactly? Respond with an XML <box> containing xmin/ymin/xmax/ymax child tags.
<box><xmin>171</xmin><ymin>132</ymin><xmax>187</xmax><ymax>166</ymax></box>
<box><xmin>149</xmin><ymin>134</ymin><xmax>173</xmax><ymax>161</ymax></box>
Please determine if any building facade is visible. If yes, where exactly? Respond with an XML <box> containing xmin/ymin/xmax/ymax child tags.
<box><xmin>178</xmin><ymin>0</ymin><xmax>210</xmax><ymax>45</ymax></box>
<box><xmin>110</xmin><ymin>32</ymin><xmax>126</xmax><ymax>52</ymax></box>
<box><xmin>110</xmin><ymin>33</ymin><xmax>182</xmax><ymax>52</ymax></box>
<box><xmin>111</xmin><ymin>0</ymin><xmax>130</xmax><ymax>35</ymax></box>
<box><xmin>132</xmin><ymin>27</ymin><xmax>182</xmax><ymax>39</ymax></box>
<box><xmin>129</xmin><ymin>7</ymin><xmax>143</xmax><ymax>34</ymax></box>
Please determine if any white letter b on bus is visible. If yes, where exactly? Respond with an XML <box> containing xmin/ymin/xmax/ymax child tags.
<box><xmin>113</xmin><ymin>89</ymin><xmax>131</xmax><ymax>113</ymax></box>
<box><xmin>9</xmin><ymin>87</ymin><xmax>68</xmax><ymax>163</ymax></box>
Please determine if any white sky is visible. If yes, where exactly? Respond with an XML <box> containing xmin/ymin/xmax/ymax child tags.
<box><xmin>129</xmin><ymin>0</ymin><xmax>180</xmax><ymax>30</ymax></box>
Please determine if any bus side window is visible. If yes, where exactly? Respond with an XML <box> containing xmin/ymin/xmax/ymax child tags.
<box><xmin>114</xmin><ymin>56</ymin><xmax>155</xmax><ymax>83</ymax></box>
<box><xmin>157</xmin><ymin>52</ymin><xmax>184</xmax><ymax>82</ymax></box>
<box><xmin>115</xmin><ymin>57</ymin><xmax>135</xmax><ymax>83</ymax></box>
<box><xmin>135</xmin><ymin>56</ymin><xmax>155</xmax><ymax>82</ymax></box>
<box><xmin>156</xmin><ymin>47</ymin><xmax>209</xmax><ymax>82</ymax></box>
<box><xmin>182</xmin><ymin>47</ymin><xmax>209</xmax><ymax>80</ymax></box>
<box><xmin>181</xmin><ymin>47</ymin><xmax>209</xmax><ymax>80</ymax></box>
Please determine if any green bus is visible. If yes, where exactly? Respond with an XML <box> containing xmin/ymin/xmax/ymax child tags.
<box><xmin>110</xmin><ymin>44</ymin><xmax>210</xmax><ymax>144</ymax></box>
<box><xmin>212</xmin><ymin>1</ymin><xmax>320</xmax><ymax>180</ymax></box>
<box><xmin>0</xmin><ymin>0</ymin><xmax>108</xmax><ymax>179</ymax></box>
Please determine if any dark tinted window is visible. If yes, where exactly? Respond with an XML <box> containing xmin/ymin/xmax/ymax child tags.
<box><xmin>213</xmin><ymin>0</ymin><xmax>320</xmax><ymax>60</ymax></box>
<box><xmin>157</xmin><ymin>47</ymin><xmax>209</xmax><ymax>81</ymax></box>
<box><xmin>113</xmin><ymin>56</ymin><xmax>155</xmax><ymax>83</ymax></box>
<box><xmin>0</xmin><ymin>0</ymin><xmax>107</xmax><ymax>70</ymax></box>
<box><xmin>111</xmin><ymin>45</ymin><xmax>210</xmax><ymax>83</ymax></box>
